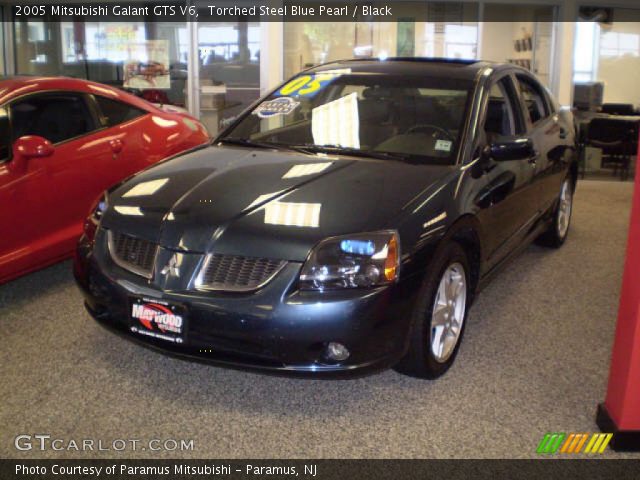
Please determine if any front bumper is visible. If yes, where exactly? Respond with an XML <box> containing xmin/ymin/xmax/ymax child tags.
<box><xmin>74</xmin><ymin>232</ymin><xmax>418</xmax><ymax>378</ymax></box>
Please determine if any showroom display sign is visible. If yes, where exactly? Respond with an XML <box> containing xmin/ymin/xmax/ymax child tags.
<box><xmin>123</xmin><ymin>40</ymin><xmax>170</xmax><ymax>90</ymax></box>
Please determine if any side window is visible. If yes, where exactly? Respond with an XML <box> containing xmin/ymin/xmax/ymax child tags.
<box><xmin>94</xmin><ymin>96</ymin><xmax>146</xmax><ymax>127</ymax></box>
<box><xmin>11</xmin><ymin>93</ymin><xmax>96</xmax><ymax>144</ymax></box>
<box><xmin>483</xmin><ymin>77</ymin><xmax>522</xmax><ymax>141</ymax></box>
<box><xmin>516</xmin><ymin>75</ymin><xmax>551</xmax><ymax>125</ymax></box>
<box><xmin>0</xmin><ymin>107</ymin><xmax>9</xmax><ymax>161</ymax></box>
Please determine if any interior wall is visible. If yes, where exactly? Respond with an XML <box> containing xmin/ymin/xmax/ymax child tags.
<box><xmin>480</xmin><ymin>4</ymin><xmax>555</xmax><ymax>88</ymax></box>
<box><xmin>597</xmin><ymin>21</ymin><xmax>640</xmax><ymax>106</ymax></box>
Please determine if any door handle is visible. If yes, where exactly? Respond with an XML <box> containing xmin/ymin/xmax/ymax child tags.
<box><xmin>109</xmin><ymin>139</ymin><xmax>124</xmax><ymax>154</ymax></box>
<box><xmin>528</xmin><ymin>150</ymin><xmax>539</xmax><ymax>165</ymax></box>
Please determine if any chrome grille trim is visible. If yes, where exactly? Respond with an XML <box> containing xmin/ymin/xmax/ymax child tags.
<box><xmin>107</xmin><ymin>230</ymin><xmax>158</xmax><ymax>279</ymax></box>
<box><xmin>195</xmin><ymin>254</ymin><xmax>287</xmax><ymax>292</ymax></box>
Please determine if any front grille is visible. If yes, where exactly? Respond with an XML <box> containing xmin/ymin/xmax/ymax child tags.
<box><xmin>107</xmin><ymin>231</ymin><xmax>158</xmax><ymax>279</ymax></box>
<box><xmin>197</xmin><ymin>254</ymin><xmax>286</xmax><ymax>292</ymax></box>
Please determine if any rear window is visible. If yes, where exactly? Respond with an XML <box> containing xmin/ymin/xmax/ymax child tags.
<box><xmin>95</xmin><ymin>96</ymin><xmax>147</xmax><ymax>127</ymax></box>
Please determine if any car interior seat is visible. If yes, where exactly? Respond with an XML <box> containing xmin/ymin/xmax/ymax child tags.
<box><xmin>18</xmin><ymin>98</ymin><xmax>89</xmax><ymax>144</ymax></box>
<box><xmin>485</xmin><ymin>99</ymin><xmax>511</xmax><ymax>141</ymax></box>
<box><xmin>358</xmin><ymin>87</ymin><xmax>396</xmax><ymax>148</ymax></box>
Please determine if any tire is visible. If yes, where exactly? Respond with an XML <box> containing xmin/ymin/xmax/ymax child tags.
<box><xmin>394</xmin><ymin>242</ymin><xmax>471</xmax><ymax>379</ymax></box>
<box><xmin>536</xmin><ymin>176</ymin><xmax>574</xmax><ymax>248</ymax></box>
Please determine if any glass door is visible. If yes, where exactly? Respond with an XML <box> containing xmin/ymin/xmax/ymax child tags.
<box><xmin>196</xmin><ymin>21</ymin><xmax>260</xmax><ymax>136</ymax></box>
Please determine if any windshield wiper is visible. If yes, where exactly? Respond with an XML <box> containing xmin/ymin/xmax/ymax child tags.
<box><xmin>289</xmin><ymin>144</ymin><xmax>409</xmax><ymax>161</ymax></box>
<box><xmin>218</xmin><ymin>138</ymin><xmax>320</xmax><ymax>155</ymax></box>
<box><xmin>219</xmin><ymin>139</ymin><xmax>409</xmax><ymax>162</ymax></box>
<box><xmin>217</xmin><ymin>137</ymin><xmax>284</xmax><ymax>150</ymax></box>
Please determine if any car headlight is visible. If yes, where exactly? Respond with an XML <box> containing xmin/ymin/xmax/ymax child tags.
<box><xmin>299</xmin><ymin>231</ymin><xmax>400</xmax><ymax>290</ymax></box>
<box><xmin>83</xmin><ymin>191</ymin><xmax>108</xmax><ymax>242</ymax></box>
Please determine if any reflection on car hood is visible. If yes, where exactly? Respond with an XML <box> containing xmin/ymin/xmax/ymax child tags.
<box><xmin>101</xmin><ymin>145</ymin><xmax>453</xmax><ymax>261</ymax></box>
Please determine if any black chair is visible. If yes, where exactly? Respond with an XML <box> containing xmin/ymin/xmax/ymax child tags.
<box><xmin>577</xmin><ymin>120</ymin><xmax>590</xmax><ymax>179</ymax></box>
<box><xmin>601</xmin><ymin>103</ymin><xmax>637</xmax><ymax>116</ymax></box>
<box><xmin>587</xmin><ymin>117</ymin><xmax>639</xmax><ymax>181</ymax></box>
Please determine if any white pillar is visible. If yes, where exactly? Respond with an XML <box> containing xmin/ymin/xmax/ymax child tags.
<box><xmin>186</xmin><ymin>21</ymin><xmax>200</xmax><ymax>116</ymax></box>
<box><xmin>553</xmin><ymin>21</ymin><xmax>576</xmax><ymax>107</ymax></box>
<box><xmin>260</xmin><ymin>21</ymin><xmax>284</xmax><ymax>95</ymax></box>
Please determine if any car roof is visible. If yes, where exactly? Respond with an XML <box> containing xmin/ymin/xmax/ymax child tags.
<box><xmin>309</xmin><ymin>57</ymin><xmax>516</xmax><ymax>81</ymax></box>
<box><xmin>0</xmin><ymin>76</ymin><xmax>157</xmax><ymax>111</ymax></box>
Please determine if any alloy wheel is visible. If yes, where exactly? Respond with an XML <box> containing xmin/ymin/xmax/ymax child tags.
<box><xmin>430</xmin><ymin>262</ymin><xmax>467</xmax><ymax>363</ymax></box>
<box><xmin>557</xmin><ymin>179</ymin><xmax>573</xmax><ymax>239</ymax></box>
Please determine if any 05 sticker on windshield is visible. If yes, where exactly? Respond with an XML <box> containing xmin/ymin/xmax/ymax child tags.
<box><xmin>253</xmin><ymin>97</ymin><xmax>300</xmax><ymax>118</ymax></box>
<box><xmin>274</xmin><ymin>72</ymin><xmax>343</xmax><ymax>98</ymax></box>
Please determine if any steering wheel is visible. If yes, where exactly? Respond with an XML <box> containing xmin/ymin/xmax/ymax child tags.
<box><xmin>406</xmin><ymin>124</ymin><xmax>455</xmax><ymax>141</ymax></box>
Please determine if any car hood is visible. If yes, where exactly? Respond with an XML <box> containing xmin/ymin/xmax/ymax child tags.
<box><xmin>102</xmin><ymin>145</ymin><xmax>453</xmax><ymax>261</ymax></box>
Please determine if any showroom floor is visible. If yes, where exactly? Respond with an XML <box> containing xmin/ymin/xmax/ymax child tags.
<box><xmin>1</xmin><ymin>180</ymin><xmax>637</xmax><ymax>459</ymax></box>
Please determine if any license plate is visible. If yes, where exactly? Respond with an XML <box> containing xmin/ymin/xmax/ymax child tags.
<box><xmin>129</xmin><ymin>297</ymin><xmax>187</xmax><ymax>344</ymax></box>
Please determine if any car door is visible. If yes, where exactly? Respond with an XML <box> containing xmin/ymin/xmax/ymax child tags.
<box><xmin>0</xmin><ymin>91</ymin><xmax>114</xmax><ymax>279</ymax></box>
<box><xmin>514</xmin><ymin>74</ymin><xmax>564</xmax><ymax>214</ymax></box>
<box><xmin>88</xmin><ymin>94</ymin><xmax>150</xmax><ymax>189</ymax></box>
<box><xmin>473</xmin><ymin>74</ymin><xmax>539</xmax><ymax>271</ymax></box>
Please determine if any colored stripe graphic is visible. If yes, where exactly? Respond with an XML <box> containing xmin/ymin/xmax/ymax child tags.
<box><xmin>560</xmin><ymin>433</ymin><xmax>589</xmax><ymax>453</ymax></box>
<box><xmin>584</xmin><ymin>433</ymin><xmax>613</xmax><ymax>454</ymax></box>
<box><xmin>537</xmin><ymin>433</ymin><xmax>566</xmax><ymax>454</ymax></box>
<box><xmin>539</xmin><ymin>433</ymin><xmax>613</xmax><ymax>454</ymax></box>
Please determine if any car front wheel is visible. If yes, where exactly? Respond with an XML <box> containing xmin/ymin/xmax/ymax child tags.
<box><xmin>394</xmin><ymin>242</ymin><xmax>470</xmax><ymax>379</ymax></box>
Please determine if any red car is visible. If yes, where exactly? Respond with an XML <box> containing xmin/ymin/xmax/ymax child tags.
<box><xmin>0</xmin><ymin>76</ymin><xmax>209</xmax><ymax>284</ymax></box>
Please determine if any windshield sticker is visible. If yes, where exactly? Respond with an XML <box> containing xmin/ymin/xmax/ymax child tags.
<box><xmin>435</xmin><ymin>139</ymin><xmax>453</xmax><ymax>152</ymax></box>
<box><xmin>253</xmin><ymin>97</ymin><xmax>300</xmax><ymax>118</ymax></box>
<box><xmin>275</xmin><ymin>72</ymin><xmax>342</xmax><ymax>98</ymax></box>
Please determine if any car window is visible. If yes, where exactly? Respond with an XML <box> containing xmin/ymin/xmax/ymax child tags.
<box><xmin>94</xmin><ymin>96</ymin><xmax>147</xmax><ymax>127</ymax></box>
<box><xmin>516</xmin><ymin>75</ymin><xmax>550</xmax><ymax>125</ymax></box>
<box><xmin>483</xmin><ymin>77</ymin><xmax>523</xmax><ymax>141</ymax></box>
<box><xmin>11</xmin><ymin>93</ymin><xmax>96</xmax><ymax>144</ymax></box>
<box><xmin>0</xmin><ymin>106</ymin><xmax>9</xmax><ymax>162</ymax></box>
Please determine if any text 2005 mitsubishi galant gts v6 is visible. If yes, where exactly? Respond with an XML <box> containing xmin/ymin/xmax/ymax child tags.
<box><xmin>75</xmin><ymin>58</ymin><xmax>577</xmax><ymax>378</ymax></box>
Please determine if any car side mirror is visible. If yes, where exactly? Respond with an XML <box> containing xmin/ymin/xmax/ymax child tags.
<box><xmin>488</xmin><ymin>139</ymin><xmax>535</xmax><ymax>162</ymax></box>
<box><xmin>10</xmin><ymin>136</ymin><xmax>54</xmax><ymax>172</ymax></box>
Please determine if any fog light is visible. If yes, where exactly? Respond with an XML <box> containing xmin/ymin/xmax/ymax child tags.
<box><xmin>325</xmin><ymin>342</ymin><xmax>350</xmax><ymax>362</ymax></box>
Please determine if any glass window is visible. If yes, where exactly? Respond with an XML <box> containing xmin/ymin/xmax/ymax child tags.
<box><xmin>572</xmin><ymin>13</ymin><xmax>640</xmax><ymax>106</ymax></box>
<box><xmin>600</xmin><ymin>31</ymin><xmax>640</xmax><ymax>58</ymax></box>
<box><xmin>198</xmin><ymin>21</ymin><xmax>261</xmax><ymax>136</ymax></box>
<box><xmin>94</xmin><ymin>96</ymin><xmax>147</xmax><ymax>127</ymax></box>
<box><xmin>11</xmin><ymin>93</ymin><xmax>96</xmax><ymax>144</ymax></box>
<box><xmin>516</xmin><ymin>75</ymin><xmax>549</xmax><ymax>124</ymax></box>
<box><xmin>223</xmin><ymin>72</ymin><xmax>472</xmax><ymax>165</ymax></box>
<box><xmin>14</xmin><ymin>19</ymin><xmax>189</xmax><ymax>108</ymax></box>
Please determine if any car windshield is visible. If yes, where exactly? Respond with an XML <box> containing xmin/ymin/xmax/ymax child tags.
<box><xmin>220</xmin><ymin>70</ymin><xmax>473</xmax><ymax>165</ymax></box>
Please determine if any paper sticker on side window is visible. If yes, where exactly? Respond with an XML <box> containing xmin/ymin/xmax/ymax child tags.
<box><xmin>253</xmin><ymin>97</ymin><xmax>300</xmax><ymax>118</ymax></box>
<box><xmin>275</xmin><ymin>71</ymin><xmax>346</xmax><ymax>98</ymax></box>
<box><xmin>435</xmin><ymin>139</ymin><xmax>453</xmax><ymax>152</ymax></box>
